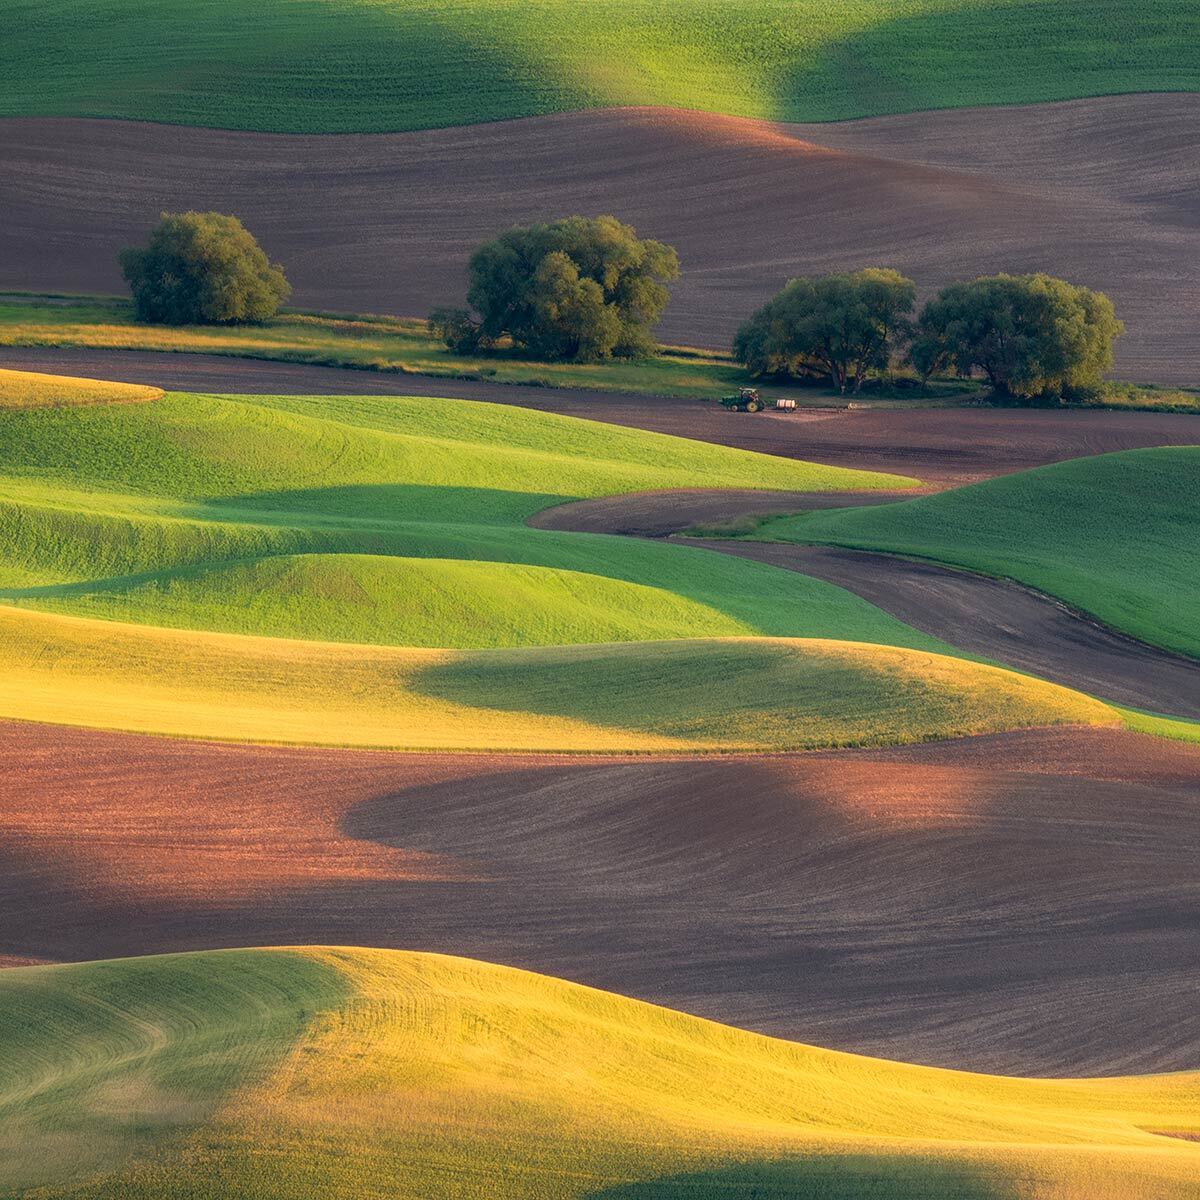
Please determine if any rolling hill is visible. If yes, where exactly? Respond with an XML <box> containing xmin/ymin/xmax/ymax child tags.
<box><xmin>5</xmin><ymin>719</ymin><xmax>1199</xmax><ymax>1075</ymax></box>
<box><xmin>2</xmin><ymin>948</ymin><xmax>1198</xmax><ymax>1198</ymax></box>
<box><xmin>0</xmin><ymin>375</ymin><xmax>926</xmax><ymax>651</ymax></box>
<box><xmin>760</xmin><ymin>448</ymin><xmax>1200</xmax><ymax>660</ymax></box>
<box><xmin>4</xmin><ymin>7</ymin><xmax>1198</xmax><ymax>1197</ymax></box>
<box><xmin>0</xmin><ymin>369</ymin><xmax>1146</xmax><ymax>752</ymax></box>
<box><xmin>3</xmin><ymin>1</ymin><xmax>1199</xmax><ymax>133</ymax></box>
<box><xmin>0</xmin><ymin>607</ymin><xmax>1118</xmax><ymax>752</ymax></box>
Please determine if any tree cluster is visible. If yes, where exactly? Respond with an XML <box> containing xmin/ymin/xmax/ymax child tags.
<box><xmin>733</xmin><ymin>269</ymin><xmax>915</xmax><ymax>394</ymax></box>
<box><xmin>117</xmin><ymin>209</ymin><xmax>1123</xmax><ymax>402</ymax></box>
<box><xmin>120</xmin><ymin>212</ymin><xmax>290</xmax><ymax>326</ymax></box>
<box><xmin>909</xmin><ymin>274</ymin><xmax>1123</xmax><ymax>400</ymax></box>
<box><xmin>430</xmin><ymin>215</ymin><xmax>679</xmax><ymax>362</ymax></box>
<box><xmin>735</xmin><ymin>269</ymin><xmax>1122</xmax><ymax>401</ymax></box>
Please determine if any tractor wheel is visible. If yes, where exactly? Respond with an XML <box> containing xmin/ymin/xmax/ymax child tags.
<box><xmin>746</xmin><ymin>400</ymin><xmax>762</xmax><ymax>412</ymax></box>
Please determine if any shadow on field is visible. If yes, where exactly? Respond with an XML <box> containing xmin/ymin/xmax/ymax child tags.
<box><xmin>412</xmin><ymin>637</ymin><xmax>800</xmax><ymax>741</ymax></box>
<box><xmin>588</xmin><ymin>1155</ymin><xmax>1017</xmax><ymax>1199</ymax></box>
<box><xmin>780</xmin><ymin>0</ymin><xmax>1138</xmax><ymax>122</ymax></box>
<box><xmin>198</xmin><ymin>482</ymin><xmax>563</xmax><ymax>525</ymax></box>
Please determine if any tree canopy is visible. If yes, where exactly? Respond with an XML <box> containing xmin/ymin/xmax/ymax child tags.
<box><xmin>910</xmin><ymin>273</ymin><xmax>1123</xmax><ymax>400</ymax></box>
<box><xmin>733</xmin><ymin>269</ymin><xmax>916</xmax><ymax>393</ymax></box>
<box><xmin>119</xmin><ymin>211</ymin><xmax>291</xmax><ymax>325</ymax></box>
<box><xmin>432</xmin><ymin>215</ymin><xmax>679</xmax><ymax>362</ymax></box>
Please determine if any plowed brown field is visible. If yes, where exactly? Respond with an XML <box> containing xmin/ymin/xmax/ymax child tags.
<box><xmin>4</xmin><ymin>720</ymin><xmax>1198</xmax><ymax>1077</ymax></box>
<box><xmin>2</xmin><ymin>94</ymin><xmax>1198</xmax><ymax>380</ymax></box>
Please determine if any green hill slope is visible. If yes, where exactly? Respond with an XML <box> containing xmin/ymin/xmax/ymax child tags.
<box><xmin>2</xmin><ymin>949</ymin><xmax>1197</xmax><ymax>1198</ymax></box>
<box><xmin>0</xmin><ymin>379</ymin><xmax>926</xmax><ymax>653</ymax></box>
<box><xmin>1</xmin><ymin>373</ymin><xmax>1170</xmax><ymax>751</ymax></box>
<box><xmin>0</xmin><ymin>372</ymin><xmax>1134</xmax><ymax>751</ymax></box>
<box><xmin>760</xmin><ymin>447</ymin><xmax>1200</xmax><ymax>659</ymax></box>
<box><xmin>3</xmin><ymin>1</ymin><xmax>1198</xmax><ymax>132</ymax></box>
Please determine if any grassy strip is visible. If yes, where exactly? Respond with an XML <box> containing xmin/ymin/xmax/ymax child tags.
<box><xmin>757</xmin><ymin>448</ymin><xmax>1200</xmax><ymax>659</ymax></box>
<box><xmin>4</xmin><ymin>297</ymin><xmax>1192</xmax><ymax>410</ymax></box>
<box><xmin>13</xmin><ymin>553</ymin><xmax>766</xmax><ymax>650</ymax></box>
<box><xmin>1117</xmin><ymin>707</ymin><xmax>1200</xmax><ymax>745</ymax></box>
<box><xmin>0</xmin><ymin>296</ymin><xmax>979</xmax><ymax>406</ymax></box>
<box><xmin>1082</xmin><ymin>380</ymin><xmax>1200</xmax><ymax>414</ymax></box>
<box><xmin>2</xmin><ymin>1</ymin><xmax>1199</xmax><ymax>132</ymax></box>
<box><xmin>2</xmin><ymin>948</ymin><xmax>1197</xmax><ymax>1198</ymax></box>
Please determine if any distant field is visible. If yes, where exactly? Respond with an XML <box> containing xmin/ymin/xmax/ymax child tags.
<box><xmin>760</xmin><ymin>448</ymin><xmax>1200</xmax><ymax>660</ymax></box>
<box><xmin>3</xmin><ymin>948</ymin><xmax>1198</xmax><ymax>1198</ymax></box>
<box><xmin>3</xmin><ymin>1</ymin><xmax>1199</xmax><ymax>132</ymax></box>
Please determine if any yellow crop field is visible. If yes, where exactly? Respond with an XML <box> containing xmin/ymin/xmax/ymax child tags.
<box><xmin>0</xmin><ymin>366</ymin><xmax>162</xmax><ymax>408</ymax></box>
<box><xmin>2</xmin><ymin>948</ymin><xmax>1197</xmax><ymax>1198</ymax></box>
<box><xmin>0</xmin><ymin>604</ymin><xmax>1119</xmax><ymax>752</ymax></box>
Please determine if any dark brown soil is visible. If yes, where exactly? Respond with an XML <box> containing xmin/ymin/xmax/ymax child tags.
<box><xmin>697</xmin><ymin>541</ymin><xmax>1200</xmax><ymax>717</ymax></box>
<box><xmin>529</xmin><ymin>488</ymin><xmax>930</xmax><ymax>535</ymax></box>
<box><xmin>3</xmin><ymin>720</ymin><xmax>1198</xmax><ymax>1077</ymax></box>
<box><xmin>529</xmin><ymin>489</ymin><xmax>1200</xmax><ymax>716</ymax></box>
<box><xmin>5</xmin><ymin>346</ymin><xmax>1200</xmax><ymax>485</ymax></box>
<box><xmin>699</xmin><ymin>541</ymin><xmax>1200</xmax><ymax>716</ymax></box>
<box><xmin>2</xmin><ymin>95</ymin><xmax>1198</xmax><ymax>380</ymax></box>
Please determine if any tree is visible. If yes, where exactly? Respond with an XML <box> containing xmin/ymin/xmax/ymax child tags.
<box><xmin>732</xmin><ymin>269</ymin><xmax>916</xmax><ymax>393</ymax></box>
<box><xmin>119</xmin><ymin>211</ymin><xmax>290</xmax><ymax>325</ymax></box>
<box><xmin>910</xmin><ymin>274</ymin><xmax>1123</xmax><ymax>401</ymax></box>
<box><xmin>427</xmin><ymin>306</ymin><xmax>485</xmax><ymax>354</ymax></box>
<box><xmin>437</xmin><ymin>215</ymin><xmax>679</xmax><ymax>361</ymax></box>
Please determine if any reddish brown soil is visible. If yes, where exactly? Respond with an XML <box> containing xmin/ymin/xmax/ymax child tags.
<box><xmin>3</xmin><ymin>720</ymin><xmax>1198</xmax><ymax>1076</ymax></box>
<box><xmin>4</xmin><ymin>346</ymin><xmax>1199</xmax><ymax>485</ymax></box>
<box><xmin>2</xmin><ymin>95</ymin><xmax>1198</xmax><ymax>380</ymax></box>
<box><xmin>0</xmin><ymin>727</ymin><xmax>470</xmax><ymax>901</ymax></box>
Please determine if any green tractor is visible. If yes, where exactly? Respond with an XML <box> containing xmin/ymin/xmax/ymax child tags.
<box><xmin>720</xmin><ymin>386</ymin><xmax>766</xmax><ymax>412</ymax></box>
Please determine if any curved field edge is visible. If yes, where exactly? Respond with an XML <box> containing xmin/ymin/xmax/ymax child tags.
<box><xmin>0</xmin><ymin>604</ymin><xmax>1119</xmax><ymax>752</ymax></box>
<box><xmin>757</xmin><ymin>447</ymin><xmax>1200</xmax><ymax>660</ymax></box>
<box><xmin>1117</xmin><ymin>707</ymin><xmax>1200</xmax><ymax>745</ymax></box>
<box><xmin>0</xmin><ymin>366</ymin><xmax>161</xmax><ymax>409</ymax></box>
<box><xmin>0</xmin><ymin>387</ymin><xmax>914</xmax><ymax>503</ymax></box>
<box><xmin>3</xmin><ymin>1</ymin><xmax>1199</xmax><ymax>132</ymax></box>
<box><xmin>0</xmin><ymin>299</ymin><xmax>981</xmax><ymax>409</ymax></box>
<box><xmin>2</xmin><ymin>948</ymin><xmax>1197</xmax><ymax>1199</ymax></box>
